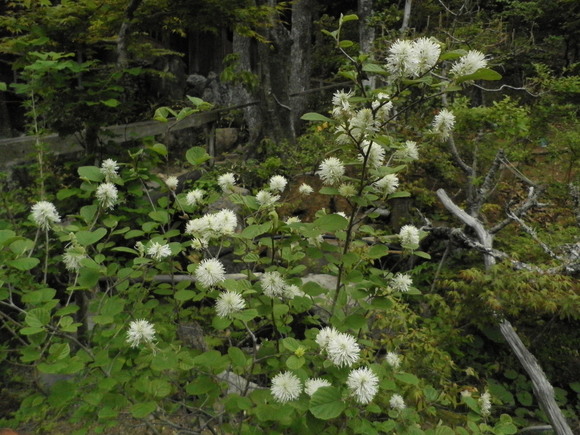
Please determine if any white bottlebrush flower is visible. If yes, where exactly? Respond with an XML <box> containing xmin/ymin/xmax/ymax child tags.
<box><xmin>374</xmin><ymin>174</ymin><xmax>399</xmax><ymax>195</ymax></box>
<box><xmin>165</xmin><ymin>176</ymin><xmax>179</xmax><ymax>191</ymax></box>
<box><xmin>185</xmin><ymin>189</ymin><xmax>205</xmax><ymax>207</ymax></box>
<box><xmin>338</xmin><ymin>183</ymin><xmax>356</xmax><ymax>198</ymax></box>
<box><xmin>256</xmin><ymin>190</ymin><xmax>280</xmax><ymax>207</ymax></box>
<box><xmin>315</xmin><ymin>327</ymin><xmax>340</xmax><ymax>351</ymax></box>
<box><xmin>190</xmin><ymin>237</ymin><xmax>208</xmax><ymax>251</ymax></box>
<box><xmin>358</xmin><ymin>141</ymin><xmax>386</xmax><ymax>168</ymax></box>
<box><xmin>332</xmin><ymin>89</ymin><xmax>354</xmax><ymax>119</ymax></box>
<box><xmin>317</xmin><ymin>157</ymin><xmax>345</xmax><ymax>186</ymax></box>
<box><xmin>395</xmin><ymin>140</ymin><xmax>419</xmax><ymax>161</ymax></box>
<box><xmin>215</xmin><ymin>291</ymin><xmax>246</xmax><ymax>318</ymax></box>
<box><xmin>349</xmin><ymin>108</ymin><xmax>378</xmax><ymax>139</ymax></box>
<box><xmin>215</xmin><ymin>209</ymin><xmax>238</xmax><ymax>235</ymax></box>
<box><xmin>385</xmin><ymin>351</ymin><xmax>402</xmax><ymax>369</ymax></box>
<box><xmin>305</xmin><ymin>378</ymin><xmax>332</xmax><ymax>397</ymax></box>
<box><xmin>31</xmin><ymin>201</ymin><xmax>61</xmax><ymax>230</ymax></box>
<box><xmin>386</xmin><ymin>39</ymin><xmax>418</xmax><ymax>78</ymax></box>
<box><xmin>100</xmin><ymin>158</ymin><xmax>119</xmax><ymax>180</ymax></box>
<box><xmin>217</xmin><ymin>172</ymin><xmax>236</xmax><ymax>193</ymax></box>
<box><xmin>96</xmin><ymin>182</ymin><xmax>119</xmax><ymax>209</ymax></box>
<box><xmin>269</xmin><ymin>175</ymin><xmax>288</xmax><ymax>193</ymax></box>
<box><xmin>271</xmin><ymin>371</ymin><xmax>302</xmax><ymax>403</ymax></box>
<box><xmin>63</xmin><ymin>245</ymin><xmax>87</xmax><ymax>272</ymax></box>
<box><xmin>195</xmin><ymin>258</ymin><xmax>226</xmax><ymax>287</ymax></box>
<box><xmin>389</xmin><ymin>393</ymin><xmax>406</xmax><ymax>411</ymax></box>
<box><xmin>126</xmin><ymin>319</ymin><xmax>156</xmax><ymax>348</ymax></box>
<box><xmin>412</xmin><ymin>37</ymin><xmax>441</xmax><ymax>75</ymax></box>
<box><xmin>347</xmin><ymin>367</ymin><xmax>379</xmax><ymax>404</ymax></box>
<box><xmin>298</xmin><ymin>183</ymin><xmax>314</xmax><ymax>195</ymax></box>
<box><xmin>399</xmin><ymin>225</ymin><xmax>420</xmax><ymax>248</ymax></box>
<box><xmin>283</xmin><ymin>284</ymin><xmax>305</xmax><ymax>299</ymax></box>
<box><xmin>391</xmin><ymin>273</ymin><xmax>413</xmax><ymax>293</ymax></box>
<box><xmin>432</xmin><ymin>108</ymin><xmax>456</xmax><ymax>140</ymax></box>
<box><xmin>285</xmin><ymin>216</ymin><xmax>301</xmax><ymax>225</ymax></box>
<box><xmin>147</xmin><ymin>242</ymin><xmax>172</xmax><ymax>261</ymax></box>
<box><xmin>450</xmin><ymin>50</ymin><xmax>487</xmax><ymax>77</ymax></box>
<box><xmin>327</xmin><ymin>332</ymin><xmax>361</xmax><ymax>367</ymax></box>
<box><xmin>479</xmin><ymin>391</ymin><xmax>492</xmax><ymax>417</ymax></box>
<box><xmin>260</xmin><ymin>271</ymin><xmax>287</xmax><ymax>298</ymax></box>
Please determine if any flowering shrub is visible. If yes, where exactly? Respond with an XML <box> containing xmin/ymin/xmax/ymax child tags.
<box><xmin>0</xmin><ymin>14</ymin><xmax>523</xmax><ymax>435</ymax></box>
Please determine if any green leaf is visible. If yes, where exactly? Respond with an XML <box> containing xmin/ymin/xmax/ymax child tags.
<box><xmin>174</xmin><ymin>290</ymin><xmax>196</xmax><ymax>302</ymax></box>
<box><xmin>439</xmin><ymin>49</ymin><xmax>467</xmax><ymax>61</ymax></box>
<box><xmin>80</xmin><ymin>205</ymin><xmax>98</xmax><ymax>224</ymax></box>
<box><xmin>76</xmin><ymin>228</ymin><xmax>107</xmax><ymax>246</ymax></box>
<box><xmin>78</xmin><ymin>166</ymin><xmax>104</xmax><ymax>182</ymax></box>
<box><xmin>9</xmin><ymin>257</ymin><xmax>40</xmax><ymax>271</ymax></box>
<box><xmin>456</xmin><ymin>68</ymin><xmax>502</xmax><ymax>83</ymax></box>
<box><xmin>395</xmin><ymin>372</ymin><xmax>420</xmax><ymax>385</ymax></box>
<box><xmin>310</xmin><ymin>387</ymin><xmax>346</xmax><ymax>420</ymax></box>
<box><xmin>0</xmin><ymin>82</ymin><xmax>6</xmax><ymax>91</ymax></box>
<box><xmin>25</xmin><ymin>308</ymin><xmax>50</xmax><ymax>328</ymax></box>
<box><xmin>517</xmin><ymin>390</ymin><xmax>533</xmax><ymax>406</ymax></box>
<box><xmin>367</xmin><ymin>244</ymin><xmax>389</xmax><ymax>259</ymax></box>
<box><xmin>301</xmin><ymin>112</ymin><xmax>332</xmax><ymax>122</ymax></box>
<box><xmin>78</xmin><ymin>267</ymin><xmax>101</xmax><ymax>288</ymax></box>
<box><xmin>362</xmin><ymin>63</ymin><xmax>387</xmax><ymax>74</ymax></box>
<box><xmin>338</xmin><ymin>40</ymin><xmax>354</xmax><ymax>48</ymax></box>
<box><xmin>413</xmin><ymin>250</ymin><xmax>431</xmax><ymax>259</ymax></box>
<box><xmin>149</xmin><ymin>143</ymin><xmax>168</xmax><ymax>156</ymax></box>
<box><xmin>148</xmin><ymin>210</ymin><xmax>169</xmax><ymax>224</ymax></box>
<box><xmin>22</xmin><ymin>288</ymin><xmax>56</xmax><ymax>304</ymax></box>
<box><xmin>186</xmin><ymin>146</ymin><xmax>211</xmax><ymax>166</ymax></box>
<box><xmin>130</xmin><ymin>402</ymin><xmax>157</xmax><ymax>418</ymax></box>
<box><xmin>0</xmin><ymin>229</ymin><xmax>16</xmax><ymax>246</ymax></box>
<box><xmin>314</xmin><ymin>214</ymin><xmax>348</xmax><ymax>232</ymax></box>
<box><xmin>240</xmin><ymin>222</ymin><xmax>272</xmax><ymax>239</ymax></box>
<box><xmin>340</xmin><ymin>13</ymin><xmax>359</xmax><ymax>23</ymax></box>
<box><xmin>286</xmin><ymin>355</ymin><xmax>305</xmax><ymax>370</ymax></box>
<box><xmin>100</xmin><ymin>98</ymin><xmax>121</xmax><ymax>107</ymax></box>
<box><xmin>228</xmin><ymin>347</ymin><xmax>247</xmax><ymax>368</ymax></box>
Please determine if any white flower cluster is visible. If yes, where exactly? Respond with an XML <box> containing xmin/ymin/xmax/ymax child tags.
<box><xmin>126</xmin><ymin>319</ymin><xmax>156</xmax><ymax>348</ymax></box>
<box><xmin>432</xmin><ymin>108</ymin><xmax>456</xmax><ymax>140</ymax></box>
<box><xmin>195</xmin><ymin>258</ymin><xmax>226</xmax><ymax>287</ymax></box>
<box><xmin>256</xmin><ymin>190</ymin><xmax>280</xmax><ymax>208</ymax></box>
<box><xmin>390</xmin><ymin>273</ymin><xmax>413</xmax><ymax>293</ymax></box>
<box><xmin>259</xmin><ymin>271</ymin><xmax>304</xmax><ymax>299</ymax></box>
<box><xmin>479</xmin><ymin>391</ymin><xmax>492</xmax><ymax>417</ymax></box>
<box><xmin>63</xmin><ymin>244</ymin><xmax>87</xmax><ymax>272</ymax></box>
<box><xmin>217</xmin><ymin>173</ymin><xmax>236</xmax><ymax>193</ymax></box>
<box><xmin>298</xmin><ymin>183</ymin><xmax>313</xmax><ymax>195</ymax></box>
<box><xmin>358</xmin><ymin>141</ymin><xmax>386</xmax><ymax>168</ymax></box>
<box><xmin>185</xmin><ymin>189</ymin><xmax>205</xmax><ymax>207</ymax></box>
<box><xmin>399</xmin><ymin>225</ymin><xmax>420</xmax><ymax>248</ymax></box>
<box><xmin>374</xmin><ymin>174</ymin><xmax>399</xmax><ymax>195</ymax></box>
<box><xmin>450</xmin><ymin>50</ymin><xmax>487</xmax><ymax>77</ymax></box>
<box><xmin>215</xmin><ymin>290</ymin><xmax>245</xmax><ymax>318</ymax></box>
<box><xmin>100</xmin><ymin>159</ymin><xmax>119</xmax><ymax>181</ymax></box>
<box><xmin>96</xmin><ymin>182</ymin><xmax>119</xmax><ymax>209</ymax></box>
<box><xmin>316</xmin><ymin>327</ymin><xmax>360</xmax><ymax>367</ymax></box>
<box><xmin>385</xmin><ymin>351</ymin><xmax>402</xmax><ymax>369</ymax></box>
<box><xmin>147</xmin><ymin>242</ymin><xmax>172</xmax><ymax>261</ymax></box>
<box><xmin>317</xmin><ymin>157</ymin><xmax>345</xmax><ymax>186</ymax></box>
<box><xmin>31</xmin><ymin>201</ymin><xmax>61</xmax><ymax>230</ymax></box>
<box><xmin>394</xmin><ymin>140</ymin><xmax>419</xmax><ymax>161</ymax></box>
<box><xmin>164</xmin><ymin>176</ymin><xmax>179</xmax><ymax>191</ymax></box>
<box><xmin>185</xmin><ymin>209</ymin><xmax>238</xmax><ymax>244</ymax></box>
<box><xmin>390</xmin><ymin>393</ymin><xmax>406</xmax><ymax>411</ymax></box>
<box><xmin>386</xmin><ymin>37</ymin><xmax>441</xmax><ymax>78</ymax></box>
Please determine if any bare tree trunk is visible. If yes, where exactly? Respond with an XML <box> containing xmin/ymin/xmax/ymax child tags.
<box><xmin>400</xmin><ymin>0</ymin><xmax>413</xmax><ymax>33</ymax></box>
<box><xmin>255</xmin><ymin>0</ymin><xmax>296</xmax><ymax>146</ymax></box>
<box><xmin>437</xmin><ymin>188</ymin><xmax>574</xmax><ymax>435</ymax></box>
<box><xmin>358</xmin><ymin>0</ymin><xmax>375</xmax><ymax>54</ymax></box>
<box><xmin>117</xmin><ymin>0</ymin><xmax>143</xmax><ymax>69</ymax></box>
<box><xmin>290</xmin><ymin>0</ymin><xmax>313</xmax><ymax>129</ymax></box>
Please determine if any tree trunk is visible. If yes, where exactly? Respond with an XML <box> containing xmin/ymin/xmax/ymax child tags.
<box><xmin>290</xmin><ymin>0</ymin><xmax>313</xmax><ymax>129</ymax></box>
<box><xmin>255</xmin><ymin>0</ymin><xmax>296</xmax><ymax>146</ymax></box>
<box><xmin>358</xmin><ymin>0</ymin><xmax>375</xmax><ymax>54</ymax></box>
<box><xmin>400</xmin><ymin>0</ymin><xmax>412</xmax><ymax>33</ymax></box>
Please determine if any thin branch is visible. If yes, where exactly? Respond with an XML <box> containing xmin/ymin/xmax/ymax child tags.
<box><xmin>472</xmin><ymin>83</ymin><xmax>541</xmax><ymax>97</ymax></box>
<box><xmin>470</xmin><ymin>149</ymin><xmax>504</xmax><ymax>217</ymax></box>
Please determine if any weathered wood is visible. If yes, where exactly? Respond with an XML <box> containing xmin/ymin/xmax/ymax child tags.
<box><xmin>437</xmin><ymin>188</ymin><xmax>574</xmax><ymax>435</ymax></box>
<box><xmin>0</xmin><ymin>110</ymin><xmax>219</xmax><ymax>165</ymax></box>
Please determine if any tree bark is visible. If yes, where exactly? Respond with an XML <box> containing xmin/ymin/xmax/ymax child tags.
<box><xmin>400</xmin><ymin>0</ymin><xmax>413</xmax><ymax>33</ymax></box>
<box><xmin>358</xmin><ymin>0</ymin><xmax>375</xmax><ymax>54</ymax></box>
<box><xmin>117</xmin><ymin>0</ymin><xmax>143</xmax><ymax>69</ymax></box>
<box><xmin>255</xmin><ymin>0</ymin><xmax>296</xmax><ymax>145</ymax></box>
<box><xmin>290</xmin><ymin>0</ymin><xmax>313</xmax><ymax>128</ymax></box>
<box><xmin>437</xmin><ymin>188</ymin><xmax>574</xmax><ymax>435</ymax></box>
